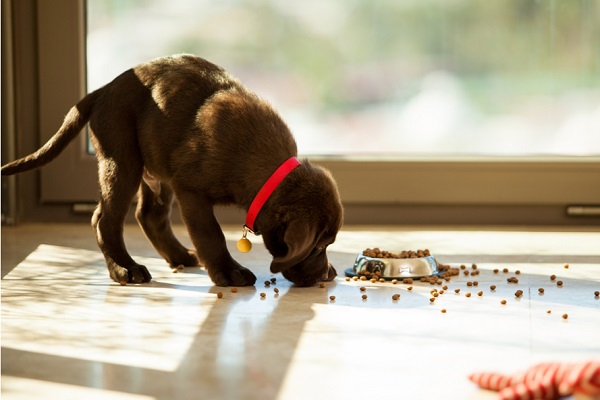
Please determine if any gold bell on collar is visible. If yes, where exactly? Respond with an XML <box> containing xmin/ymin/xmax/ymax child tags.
<box><xmin>237</xmin><ymin>226</ymin><xmax>252</xmax><ymax>253</ymax></box>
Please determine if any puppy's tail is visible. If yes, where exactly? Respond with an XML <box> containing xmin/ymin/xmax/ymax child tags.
<box><xmin>1</xmin><ymin>89</ymin><xmax>101</xmax><ymax>176</ymax></box>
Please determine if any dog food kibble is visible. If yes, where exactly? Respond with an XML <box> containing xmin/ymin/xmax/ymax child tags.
<box><xmin>345</xmin><ymin>277</ymin><xmax>351</xmax><ymax>281</ymax></box>
<box><xmin>260</xmin><ymin>292</ymin><xmax>266</xmax><ymax>298</ymax></box>
<box><xmin>460</xmin><ymin>265</ymin><xmax>466</xmax><ymax>270</ymax></box>
<box><xmin>217</xmin><ymin>291</ymin><xmax>223</xmax><ymax>298</ymax></box>
<box><xmin>439</xmin><ymin>289</ymin><xmax>445</xmax><ymax>294</ymax></box>
<box><xmin>360</xmin><ymin>287</ymin><xmax>367</xmax><ymax>292</ymax></box>
<box><xmin>441</xmin><ymin>308</ymin><xmax>447</xmax><ymax>313</ymax></box>
<box><xmin>360</xmin><ymin>276</ymin><xmax>367</xmax><ymax>281</ymax></box>
<box><xmin>430</xmin><ymin>297</ymin><xmax>436</xmax><ymax>303</ymax></box>
<box><xmin>455</xmin><ymin>288</ymin><xmax>461</xmax><ymax>294</ymax></box>
<box><xmin>515</xmin><ymin>270</ymin><xmax>521</xmax><ymax>275</ymax></box>
<box><xmin>472</xmin><ymin>264</ymin><xmax>478</xmax><ymax>270</ymax></box>
<box><xmin>362</xmin><ymin>294</ymin><xmax>368</xmax><ymax>300</ymax></box>
<box><xmin>119</xmin><ymin>281</ymin><xmax>127</xmax><ymax>286</ymax></box>
<box><xmin>562</xmin><ymin>313</ymin><xmax>568</xmax><ymax>320</ymax></box>
<box><xmin>172</xmin><ymin>268</ymin><xmax>178</xmax><ymax>273</ymax></box>
<box><xmin>442</xmin><ymin>285</ymin><xmax>448</xmax><ymax>290</ymax></box>
<box><xmin>477</xmin><ymin>291</ymin><xmax>483</xmax><ymax>297</ymax></box>
<box><xmin>392</xmin><ymin>294</ymin><xmax>400</xmax><ymax>301</ymax></box>
<box><xmin>557</xmin><ymin>280</ymin><xmax>564</xmax><ymax>286</ymax></box>
<box><xmin>392</xmin><ymin>279</ymin><xmax>398</xmax><ymax>284</ymax></box>
<box><xmin>403</xmin><ymin>278</ymin><xmax>414</xmax><ymax>284</ymax></box>
<box><xmin>320</xmin><ymin>283</ymin><xmax>327</xmax><ymax>288</ymax></box>
<box><xmin>379</xmin><ymin>278</ymin><xmax>385</xmax><ymax>283</ymax></box>
<box><xmin>463</xmin><ymin>270</ymin><xmax>470</xmax><ymax>276</ymax></box>
<box><xmin>432</xmin><ymin>292</ymin><xmax>439</xmax><ymax>298</ymax></box>
<box><xmin>507</xmin><ymin>277</ymin><xmax>519</xmax><ymax>283</ymax></box>
<box><xmin>271</xmin><ymin>277</ymin><xmax>277</xmax><ymax>283</ymax></box>
<box><xmin>493</xmin><ymin>269</ymin><xmax>499</xmax><ymax>274</ymax></box>
<box><xmin>595</xmin><ymin>291</ymin><xmax>600</xmax><ymax>297</ymax></box>
<box><xmin>177</xmin><ymin>264</ymin><xmax>185</xmax><ymax>270</ymax></box>
<box><xmin>264</xmin><ymin>281</ymin><xmax>271</xmax><ymax>287</ymax></box>
<box><xmin>503</xmin><ymin>268</ymin><xmax>509</xmax><ymax>273</ymax></box>
<box><xmin>547</xmin><ymin>310</ymin><xmax>552</xmax><ymax>314</ymax></box>
<box><xmin>274</xmin><ymin>288</ymin><xmax>279</xmax><ymax>294</ymax></box>
<box><xmin>501</xmin><ymin>299</ymin><xmax>507</xmax><ymax>305</ymax></box>
<box><xmin>564</xmin><ymin>264</ymin><xmax>569</xmax><ymax>269</ymax></box>
<box><xmin>465</xmin><ymin>292</ymin><xmax>472</xmax><ymax>298</ymax></box>
<box><xmin>407</xmin><ymin>286</ymin><xmax>413</xmax><ymax>291</ymax></box>
<box><xmin>352</xmin><ymin>276</ymin><xmax>358</xmax><ymax>281</ymax></box>
<box><xmin>467</xmin><ymin>281</ymin><xmax>473</xmax><ymax>287</ymax></box>
<box><xmin>370</xmin><ymin>278</ymin><xmax>377</xmax><ymax>283</ymax></box>
<box><xmin>515</xmin><ymin>290</ymin><xmax>523</xmax><ymax>298</ymax></box>
<box><xmin>362</xmin><ymin>247</ymin><xmax>430</xmax><ymax>259</ymax></box>
<box><xmin>550</xmin><ymin>274</ymin><xmax>557</xmax><ymax>281</ymax></box>
<box><xmin>490</xmin><ymin>285</ymin><xmax>497</xmax><ymax>291</ymax></box>
<box><xmin>329</xmin><ymin>295</ymin><xmax>336</xmax><ymax>301</ymax></box>
<box><xmin>538</xmin><ymin>288</ymin><xmax>545</xmax><ymax>294</ymax></box>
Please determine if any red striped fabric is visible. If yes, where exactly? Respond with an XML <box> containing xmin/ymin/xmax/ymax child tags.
<box><xmin>469</xmin><ymin>361</ymin><xmax>600</xmax><ymax>400</ymax></box>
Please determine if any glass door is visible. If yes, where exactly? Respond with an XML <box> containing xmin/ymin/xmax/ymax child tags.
<box><xmin>19</xmin><ymin>0</ymin><xmax>600</xmax><ymax>224</ymax></box>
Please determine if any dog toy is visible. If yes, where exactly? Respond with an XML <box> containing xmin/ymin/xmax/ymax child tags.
<box><xmin>468</xmin><ymin>361</ymin><xmax>600</xmax><ymax>399</ymax></box>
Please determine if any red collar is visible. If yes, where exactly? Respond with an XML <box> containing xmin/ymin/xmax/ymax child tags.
<box><xmin>245</xmin><ymin>157</ymin><xmax>301</xmax><ymax>234</ymax></box>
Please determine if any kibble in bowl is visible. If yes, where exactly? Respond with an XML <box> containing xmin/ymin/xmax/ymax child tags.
<box><xmin>345</xmin><ymin>248</ymin><xmax>447</xmax><ymax>280</ymax></box>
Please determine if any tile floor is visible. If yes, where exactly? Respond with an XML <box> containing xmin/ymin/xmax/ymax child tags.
<box><xmin>2</xmin><ymin>224</ymin><xmax>600</xmax><ymax>400</ymax></box>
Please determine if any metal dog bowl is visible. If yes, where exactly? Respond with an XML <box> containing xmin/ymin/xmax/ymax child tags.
<box><xmin>345</xmin><ymin>253</ymin><xmax>440</xmax><ymax>280</ymax></box>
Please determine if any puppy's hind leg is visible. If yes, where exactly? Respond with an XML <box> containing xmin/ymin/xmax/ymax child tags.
<box><xmin>93</xmin><ymin>157</ymin><xmax>152</xmax><ymax>284</ymax></box>
<box><xmin>136</xmin><ymin>174</ymin><xmax>198</xmax><ymax>268</ymax></box>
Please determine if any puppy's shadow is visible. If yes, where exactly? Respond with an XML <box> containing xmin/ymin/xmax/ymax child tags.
<box><xmin>153</xmin><ymin>280</ymin><xmax>318</xmax><ymax>399</ymax></box>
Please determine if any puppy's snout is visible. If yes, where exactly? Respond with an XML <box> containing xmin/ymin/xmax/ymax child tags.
<box><xmin>322</xmin><ymin>263</ymin><xmax>337</xmax><ymax>282</ymax></box>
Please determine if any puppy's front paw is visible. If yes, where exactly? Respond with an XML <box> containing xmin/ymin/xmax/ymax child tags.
<box><xmin>109</xmin><ymin>263</ymin><xmax>152</xmax><ymax>284</ymax></box>
<box><xmin>209</xmin><ymin>265</ymin><xmax>257</xmax><ymax>287</ymax></box>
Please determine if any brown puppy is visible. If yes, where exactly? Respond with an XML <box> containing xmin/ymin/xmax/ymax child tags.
<box><xmin>2</xmin><ymin>54</ymin><xmax>343</xmax><ymax>287</ymax></box>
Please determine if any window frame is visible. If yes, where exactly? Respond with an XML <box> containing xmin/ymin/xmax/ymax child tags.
<box><xmin>7</xmin><ymin>0</ymin><xmax>600</xmax><ymax>225</ymax></box>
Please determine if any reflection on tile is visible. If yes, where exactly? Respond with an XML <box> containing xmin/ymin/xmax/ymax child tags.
<box><xmin>2</xmin><ymin>232</ymin><xmax>600</xmax><ymax>400</ymax></box>
<box><xmin>2</xmin><ymin>245</ymin><xmax>215</xmax><ymax>372</ymax></box>
<box><xmin>2</xmin><ymin>376</ymin><xmax>155</xmax><ymax>400</ymax></box>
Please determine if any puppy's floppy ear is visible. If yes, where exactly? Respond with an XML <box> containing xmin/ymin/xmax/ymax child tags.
<box><xmin>270</xmin><ymin>221</ymin><xmax>317</xmax><ymax>273</ymax></box>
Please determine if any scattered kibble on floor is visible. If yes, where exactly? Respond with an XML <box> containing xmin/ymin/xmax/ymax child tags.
<box><xmin>324</xmin><ymin>257</ymin><xmax>585</xmax><ymax>323</ymax></box>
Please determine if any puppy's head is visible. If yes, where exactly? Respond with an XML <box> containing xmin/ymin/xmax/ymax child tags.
<box><xmin>260</xmin><ymin>163</ymin><xmax>343</xmax><ymax>287</ymax></box>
